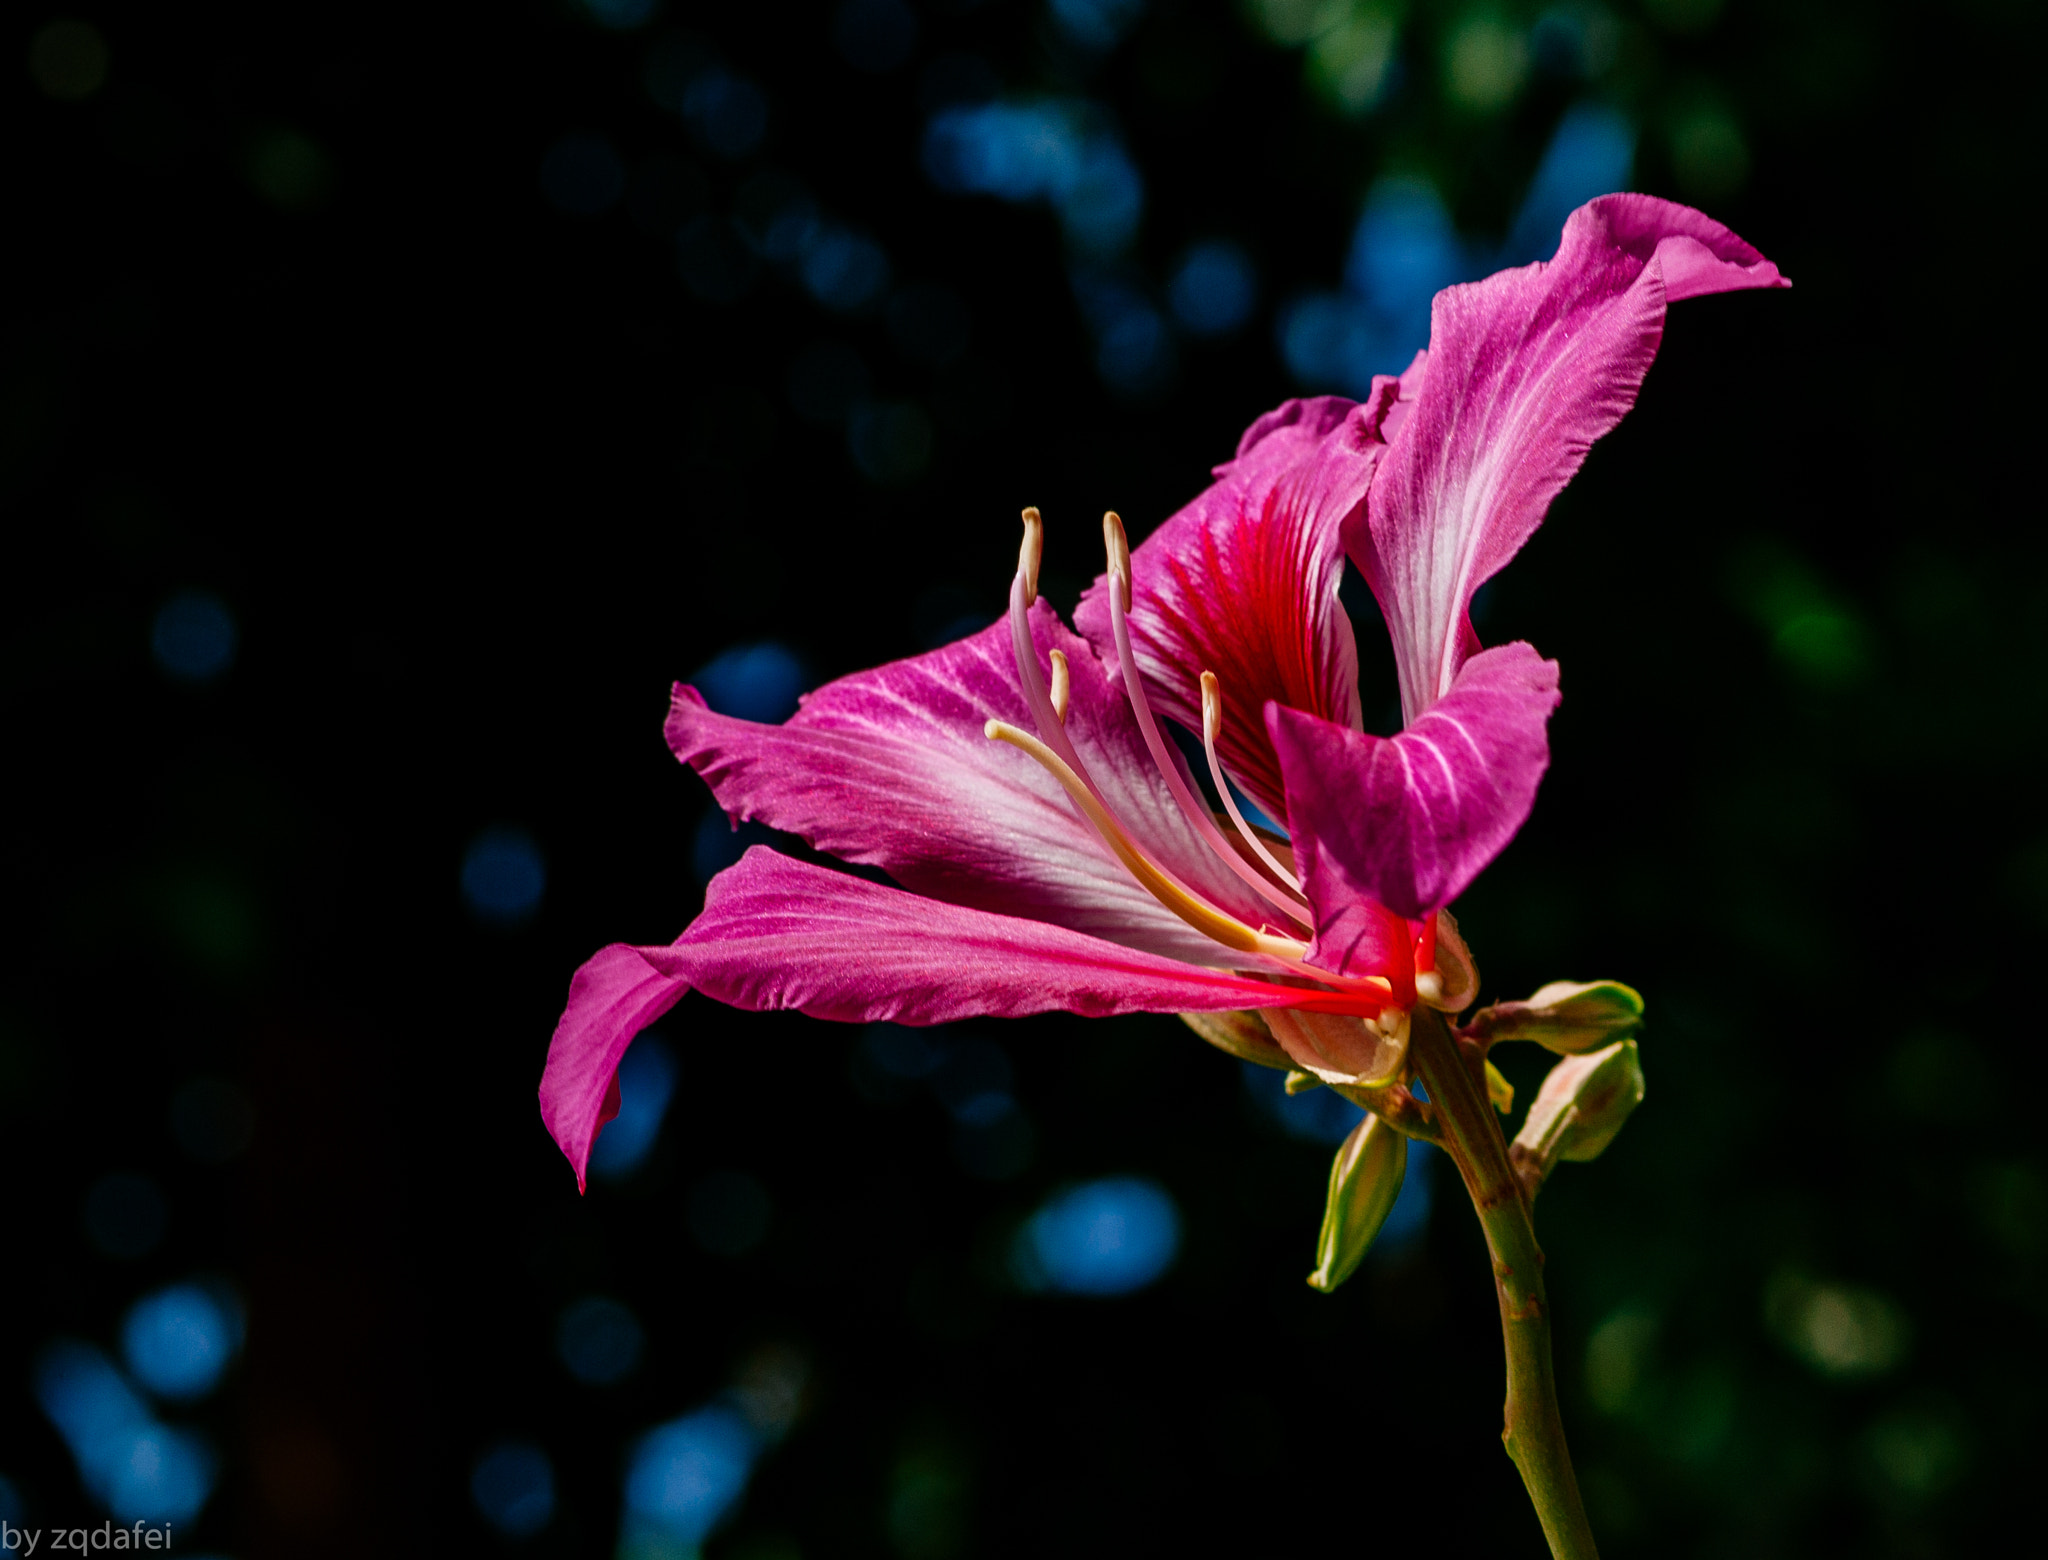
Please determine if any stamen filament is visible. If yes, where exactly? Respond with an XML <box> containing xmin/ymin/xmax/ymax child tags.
<box><xmin>1200</xmin><ymin>671</ymin><xmax>1305</xmax><ymax>894</ymax></box>
<box><xmin>1101</xmin><ymin>512</ymin><xmax>1312</xmax><ymax>924</ymax></box>
<box><xmin>986</xmin><ymin>719</ymin><xmax>1309</xmax><ymax>964</ymax></box>
<box><xmin>1008</xmin><ymin>539</ymin><xmax>1096</xmax><ymax>791</ymax></box>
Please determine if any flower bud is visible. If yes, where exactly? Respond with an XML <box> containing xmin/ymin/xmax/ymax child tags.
<box><xmin>1307</xmin><ymin>1113</ymin><xmax>1408</xmax><ymax>1293</ymax></box>
<box><xmin>1510</xmin><ymin>1039</ymin><xmax>1645</xmax><ymax>1194</ymax></box>
<box><xmin>1179</xmin><ymin>1009</ymin><xmax>1289</xmax><ymax>1070</ymax></box>
<box><xmin>1465</xmin><ymin>980</ymin><xmax>1644</xmax><ymax>1055</ymax></box>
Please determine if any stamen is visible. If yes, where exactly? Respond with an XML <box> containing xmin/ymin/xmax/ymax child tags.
<box><xmin>1102</xmin><ymin>509</ymin><xmax>1132</xmax><ymax>613</ymax></box>
<box><xmin>986</xmin><ymin>719</ymin><xmax>1308</xmax><ymax>963</ymax></box>
<box><xmin>1200</xmin><ymin>671</ymin><xmax>1305</xmax><ymax>895</ymax></box>
<box><xmin>1100</xmin><ymin>512</ymin><xmax>1311</xmax><ymax>923</ymax></box>
<box><xmin>1048</xmin><ymin>649</ymin><xmax>1069</xmax><ymax>723</ymax></box>
<box><xmin>1018</xmin><ymin>506</ymin><xmax>1043</xmax><ymax>605</ymax></box>
<box><xmin>1006</xmin><ymin>515</ymin><xmax>1095</xmax><ymax>789</ymax></box>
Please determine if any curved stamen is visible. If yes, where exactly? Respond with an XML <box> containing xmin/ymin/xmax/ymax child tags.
<box><xmin>1200</xmin><ymin>671</ymin><xmax>1304</xmax><ymax>894</ymax></box>
<box><xmin>1100</xmin><ymin>512</ymin><xmax>1312</xmax><ymax>924</ymax></box>
<box><xmin>986</xmin><ymin>719</ymin><xmax>1308</xmax><ymax>964</ymax></box>
<box><xmin>1007</xmin><ymin>512</ymin><xmax>1096</xmax><ymax>788</ymax></box>
<box><xmin>1018</xmin><ymin>506</ymin><xmax>1043</xmax><ymax>604</ymax></box>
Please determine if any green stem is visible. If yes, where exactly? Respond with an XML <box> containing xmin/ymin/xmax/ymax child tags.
<box><xmin>1409</xmin><ymin>1006</ymin><xmax>1600</xmax><ymax>1560</ymax></box>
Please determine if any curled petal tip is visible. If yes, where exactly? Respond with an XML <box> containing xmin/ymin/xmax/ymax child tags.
<box><xmin>1102</xmin><ymin>510</ymin><xmax>1132</xmax><ymax>613</ymax></box>
<box><xmin>1199</xmin><ymin>671</ymin><xmax>1222</xmax><ymax>743</ymax></box>
<box><xmin>1048</xmin><ymin>648</ymin><xmax>1070</xmax><ymax>723</ymax></box>
<box><xmin>1018</xmin><ymin>506</ymin><xmax>1043</xmax><ymax>605</ymax></box>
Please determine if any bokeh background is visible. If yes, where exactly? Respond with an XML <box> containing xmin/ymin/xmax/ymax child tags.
<box><xmin>5</xmin><ymin>0</ymin><xmax>2044</xmax><ymax>1554</ymax></box>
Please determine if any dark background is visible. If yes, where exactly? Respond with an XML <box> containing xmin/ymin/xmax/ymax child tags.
<box><xmin>5</xmin><ymin>0</ymin><xmax>2044</xmax><ymax>1554</ymax></box>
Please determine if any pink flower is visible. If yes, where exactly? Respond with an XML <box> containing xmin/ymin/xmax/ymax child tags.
<box><xmin>540</xmin><ymin>195</ymin><xmax>1785</xmax><ymax>1190</ymax></box>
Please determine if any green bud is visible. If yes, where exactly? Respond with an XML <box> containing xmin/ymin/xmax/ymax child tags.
<box><xmin>1511</xmin><ymin>1039</ymin><xmax>1646</xmax><ymax>1194</ymax></box>
<box><xmin>1467</xmin><ymin>980</ymin><xmax>1644</xmax><ymax>1055</ymax></box>
<box><xmin>1180</xmin><ymin>1009</ymin><xmax>1290</xmax><ymax>1069</ymax></box>
<box><xmin>1307</xmin><ymin>1113</ymin><xmax>1408</xmax><ymax>1293</ymax></box>
<box><xmin>1284</xmin><ymin>1069</ymin><xmax>1322</xmax><ymax>1095</ymax></box>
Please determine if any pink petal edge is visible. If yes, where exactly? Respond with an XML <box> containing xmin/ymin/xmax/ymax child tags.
<box><xmin>1346</xmin><ymin>193</ymin><xmax>1787</xmax><ymax>724</ymax></box>
<box><xmin>1268</xmin><ymin>641</ymin><xmax>1561</xmax><ymax>925</ymax></box>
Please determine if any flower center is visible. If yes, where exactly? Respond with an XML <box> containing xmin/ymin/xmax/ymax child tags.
<box><xmin>986</xmin><ymin>508</ymin><xmax>1400</xmax><ymax>1011</ymax></box>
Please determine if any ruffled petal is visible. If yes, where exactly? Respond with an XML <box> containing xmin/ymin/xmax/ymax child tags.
<box><xmin>1267</xmin><ymin>642</ymin><xmax>1561</xmax><ymax>924</ymax></box>
<box><xmin>669</xmin><ymin>603</ymin><xmax>1284</xmax><ymax>969</ymax></box>
<box><xmin>538</xmin><ymin>943</ymin><xmax>693</xmax><ymax>1193</ymax></box>
<box><xmin>1074</xmin><ymin>392</ymin><xmax>1403</xmax><ymax>823</ymax></box>
<box><xmin>1346</xmin><ymin>194</ymin><xmax>1787</xmax><ymax>722</ymax></box>
<box><xmin>657</xmin><ymin>847</ymin><xmax>1350</xmax><ymax>1024</ymax></box>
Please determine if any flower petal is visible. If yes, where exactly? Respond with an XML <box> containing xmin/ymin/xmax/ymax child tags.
<box><xmin>1074</xmin><ymin>392</ymin><xmax>1403</xmax><ymax>823</ymax></box>
<box><xmin>658</xmin><ymin>847</ymin><xmax>1348</xmax><ymax>1023</ymax></box>
<box><xmin>1346</xmin><ymin>194</ymin><xmax>1787</xmax><ymax>722</ymax></box>
<box><xmin>668</xmin><ymin>604</ymin><xmax>1284</xmax><ymax>967</ymax></box>
<box><xmin>538</xmin><ymin>942</ymin><xmax>693</xmax><ymax>1194</ymax></box>
<box><xmin>1267</xmin><ymin>642</ymin><xmax>1561</xmax><ymax>925</ymax></box>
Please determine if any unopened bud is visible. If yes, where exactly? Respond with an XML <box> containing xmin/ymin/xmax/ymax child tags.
<box><xmin>1511</xmin><ymin>1039</ymin><xmax>1646</xmax><ymax>1194</ymax></box>
<box><xmin>1466</xmin><ymin>979</ymin><xmax>1643</xmax><ymax>1055</ymax></box>
<box><xmin>1308</xmin><ymin>1113</ymin><xmax>1407</xmax><ymax>1293</ymax></box>
<box><xmin>1179</xmin><ymin>1009</ymin><xmax>1289</xmax><ymax>1069</ymax></box>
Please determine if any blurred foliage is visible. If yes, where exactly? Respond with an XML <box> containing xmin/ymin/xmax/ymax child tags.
<box><xmin>4</xmin><ymin>0</ymin><xmax>2046</xmax><ymax>1555</ymax></box>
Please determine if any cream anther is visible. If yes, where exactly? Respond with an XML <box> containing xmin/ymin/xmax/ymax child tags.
<box><xmin>1048</xmin><ymin>649</ymin><xmax>1070</xmax><ymax>723</ymax></box>
<box><xmin>1102</xmin><ymin>510</ymin><xmax>1132</xmax><ymax>613</ymax></box>
<box><xmin>1200</xmin><ymin>671</ymin><xmax>1223</xmax><ymax>744</ymax></box>
<box><xmin>1018</xmin><ymin>507</ymin><xmax>1043</xmax><ymax>605</ymax></box>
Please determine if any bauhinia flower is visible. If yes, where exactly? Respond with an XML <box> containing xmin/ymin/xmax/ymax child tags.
<box><xmin>539</xmin><ymin>195</ymin><xmax>1784</xmax><ymax>1559</ymax></box>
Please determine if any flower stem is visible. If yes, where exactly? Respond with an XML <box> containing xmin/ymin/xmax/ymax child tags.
<box><xmin>1409</xmin><ymin>1005</ymin><xmax>1600</xmax><ymax>1560</ymax></box>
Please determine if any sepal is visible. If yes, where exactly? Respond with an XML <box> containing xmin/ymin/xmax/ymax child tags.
<box><xmin>1465</xmin><ymin>979</ymin><xmax>1643</xmax><ymax>1055</ymax></box>
<box><xmin>1509</xmin><ymin>1039</ymin><xmax>1645</xmax><ymax>1196</ymax></box>
<box><xmin>1262</xmin><ymin>1007</ymin><xmax>1408</xmax><ymax>1089</ymax></box>
<box><xmin>1485</xmin><ymin>1060</ymin><xmax>1514</xmax><ymax>1115</ymax></box>
<box><xmin>1179</xmin><ymin>1009</ymin><xmax>1291</xmax><ymax>1070</ymax></box>
<box><xmin>1423</xmin><ymin>909</ymin><xmax>1480</xmax><ymax>1012</ymax></box>
<box><xmin>1307</xmin><ymin>1113</ymin><xmax>1408</xmax><ymax>1293</ymax></box>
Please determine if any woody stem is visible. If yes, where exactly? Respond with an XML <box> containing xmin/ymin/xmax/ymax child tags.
<box><xmin>1408</xmin><ymin>1005</ymin><xmax>1600</xmax><ymax>1560</ymax></box>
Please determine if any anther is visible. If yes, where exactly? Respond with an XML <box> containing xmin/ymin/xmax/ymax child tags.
<box><xmin>1102</xmin><ymin>510</ymin><xmax>1132</xmax><ymax>613</ymax></box>
<box><xmin>1018</xmin><ymin>507</ymin><xmax>1043</xmax><ymax>606</ymax></box>
<box><xmin>1049</xmin><ymin>649</ymin><xmax>1070</xmax><ymax>723</ymax></box>
<box><xmin>1200</xmin><ymin>671</ymin><xmax>1223</xmax><ymax>744</ymax></box>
